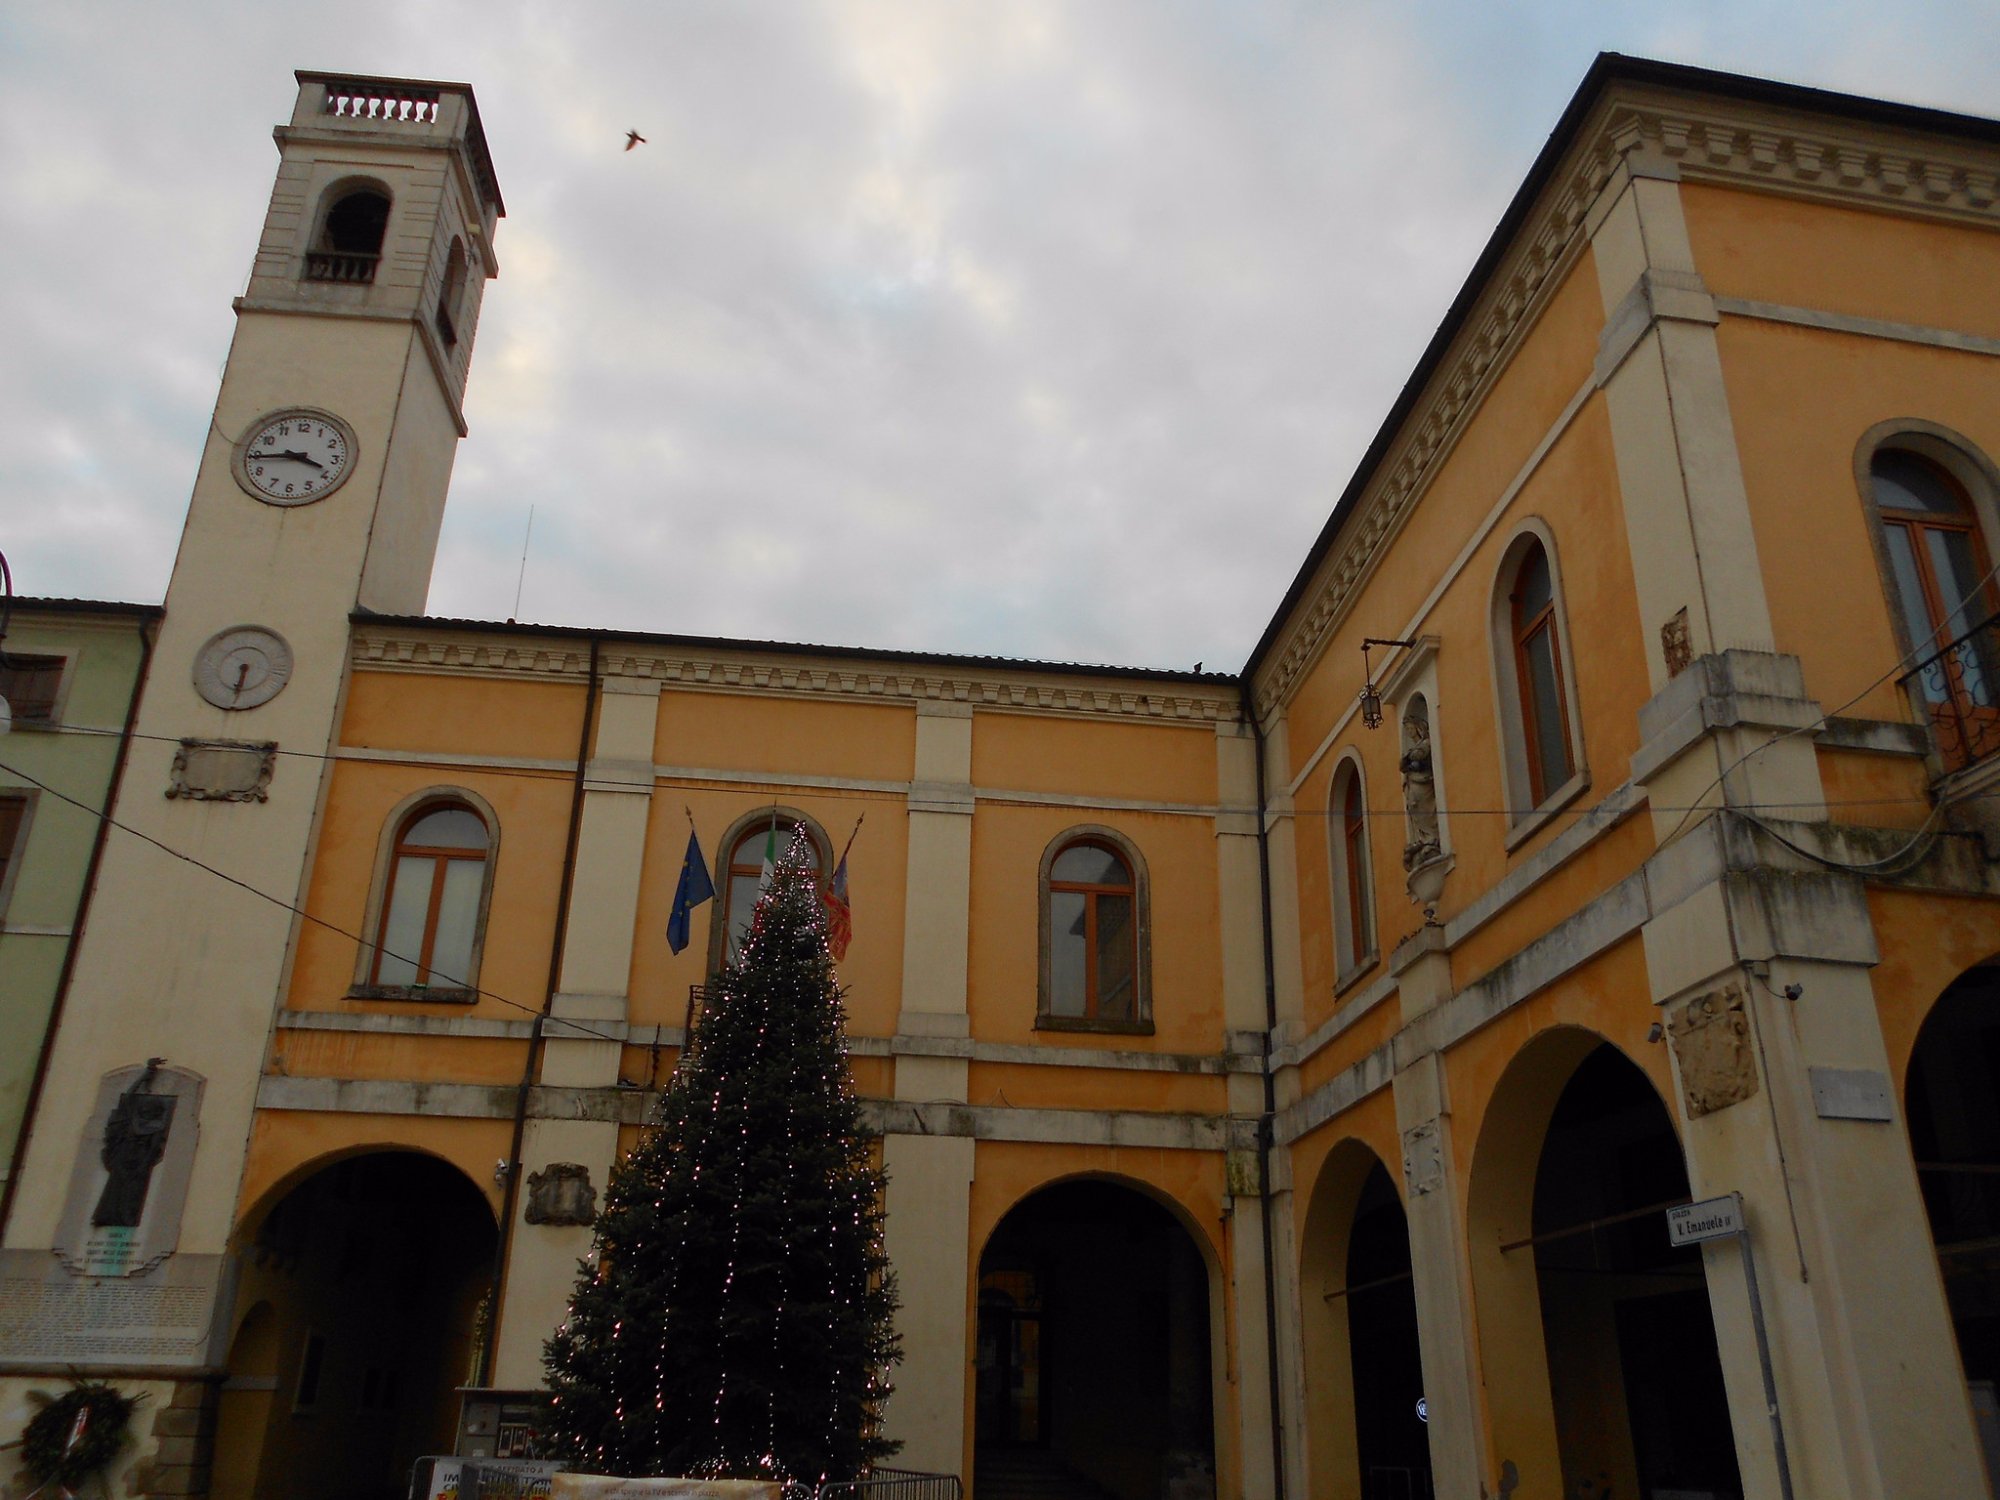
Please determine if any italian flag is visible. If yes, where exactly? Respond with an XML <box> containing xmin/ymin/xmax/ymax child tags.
<box><xmin>757</xmin><ymin>819</ymin><xmax>779</xmax><ymax>893</ymax></box>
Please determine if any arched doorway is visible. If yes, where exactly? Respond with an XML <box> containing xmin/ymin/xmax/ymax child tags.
<box><xmin>1298</xmin><ymin>1144</ymin><xmax>1429</xmax><ymax>1499</ymax></box>
<box><xmin>1906</xmin><ymin>961</ymin><xmax>2000</xmax><ymax>1480</ymax></box>
<box><xmin>213</xmin><ymin>1151</ymin><xmax>497</xmax><ymax>1500</ymax></box>
<box><xmin>974</xmin><ymin>1179</ymin><xmax>1215</xmax><ymax>1500</ymax></box>
<box><xmin>1470</xmin><ymin>1033</ymin><xmax>1741</xmax><ymax>1499</ymax></box>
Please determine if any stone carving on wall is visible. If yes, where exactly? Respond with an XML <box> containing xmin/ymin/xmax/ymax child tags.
<box><xmin>1400</xmin><ymin>702</ymin><xmax>1442</xmax><ymax>875</ymax></box>
<box><xmin>525</xmin><ymin>1163</ymin><xmax>598</xmax><ymax>1227</ymax></box>
<box><xmin>1401</xmin><ymin>1119</ymin><xmax>1444</xmax><ymax>1197</ymax></box>
<box><xmin>1661</xmin><ymin>608</ymin><xmax>1693</xmax><ymax>678</ymax></box>
<box><xmin>165</xmin><ymin>739</ymin><xmax>276</xmax><ymax>802</ymax></box>
<box><xmin>1668</xmin><ymin>983</ymin><xmax>1760</xmax><ymax>1118</ymax></box>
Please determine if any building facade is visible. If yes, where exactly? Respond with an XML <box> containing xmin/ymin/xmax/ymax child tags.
<box><xmin>5</xmin><ymin>55</ymin><xmax>2000</xmax><ymax>1500</ymax></box>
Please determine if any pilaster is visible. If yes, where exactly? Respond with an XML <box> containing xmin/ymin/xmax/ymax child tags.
<box><xmin>884</xmin><ymin>701</ymin><xmax>976</xmax><ymax>1475</ymax></box>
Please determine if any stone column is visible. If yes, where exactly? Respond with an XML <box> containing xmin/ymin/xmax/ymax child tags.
<box><xmin>492</xmin><ymin>676</ymin><xmax>659</xmax><ymax>1390</ymax></box>
<box><xmin>1391</xmin><ymin>943</ymin><xmax>1487</xmax><ymax>1500</ymax></box>
<box><xmin>882</xmin><ymin>702</ymin><xmax>977</xmax><ymax>1478</ymax></box>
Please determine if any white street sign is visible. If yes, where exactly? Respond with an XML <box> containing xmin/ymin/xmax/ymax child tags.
<box><xmin>1667</xmin><ymin>1193</ymin><xmax>1744</xmax><ymax>1246</ymax></box>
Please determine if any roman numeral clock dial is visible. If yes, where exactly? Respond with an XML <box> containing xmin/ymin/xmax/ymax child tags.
<box><xmin>230</xmin><ymin>408</ymin><xmax>357</xmax><ymax>505</ymax></box>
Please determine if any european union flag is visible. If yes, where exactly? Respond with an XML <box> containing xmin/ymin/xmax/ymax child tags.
<box><xmin>666</xmin><ymin>829</ymin><xmax>715</xmax><ymax>954</ymax></box>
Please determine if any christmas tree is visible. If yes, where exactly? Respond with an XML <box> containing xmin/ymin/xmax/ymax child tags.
<box><xmin>542</xmin><ymin>830</ymin><xmax>900</xmax><ymax>1482</ymax></box>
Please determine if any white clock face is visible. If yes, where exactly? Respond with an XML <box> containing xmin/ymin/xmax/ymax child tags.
<box><xmin>194</xmin><ymin>627</ymin><xmax>294</xmax><ymax>709</ymax></box>
<box><xmin>233</xmin><ymin>410</ymin><xmax>355</xmax><ymax>505</ymax></box>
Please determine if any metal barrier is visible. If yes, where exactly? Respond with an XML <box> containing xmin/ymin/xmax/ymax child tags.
<box><xmin>806</xmin><ymin>1470</ymin><xmax>962</xmax><ymax>1500</ymax></box>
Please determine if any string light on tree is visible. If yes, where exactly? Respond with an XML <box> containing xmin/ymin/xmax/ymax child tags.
<box><xmin>543</xmin><ymin>829</ymin><xmax>900</xmax><ymax>1482</ymax></box>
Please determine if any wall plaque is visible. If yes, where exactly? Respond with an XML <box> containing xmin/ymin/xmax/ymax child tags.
<box><xmin>1668</xmin><ymin>983</ymin><xmax>1760</xmax><ymax>1119</ymax></box>
<box><xmin>1809</xmin><ymin>1066</ymin><xmax>1894</xmax><ymax>1122</ymax></box>
<box><xmin>166</xmin><ymin>739</ymin><xmax>277</xmax><ymax>802</ymax></box>
<box><xmin>1402</xmin><ymin>1119</ymin><xmax>1444</xmax><ymax>1197</ymax></box>
<box><xmin>525</xmin><ymin>1163</ymin><xmax>598</xmax><ymax>1227</ymax></box>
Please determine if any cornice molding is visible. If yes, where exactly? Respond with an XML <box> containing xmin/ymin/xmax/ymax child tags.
<box><xmin>1253</xmin><ymin>85</ymin><xmax>2000</xmax><ymax>720</ymax></box>
<box><xmin>351</xmin><ymin>630</ymin><xmax>1242</xmax><ymax>725</ymax></box>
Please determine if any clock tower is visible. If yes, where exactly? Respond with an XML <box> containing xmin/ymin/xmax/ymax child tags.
<box><xmin>0</xmin><ymin>73</ymin><xmax>503</xmax><ymax>1426</ymax></box>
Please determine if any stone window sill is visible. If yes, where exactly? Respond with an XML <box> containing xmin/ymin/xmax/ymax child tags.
<box><xmin>347</xmin><ymin>984</ymin><xmax>478</xmax><ymax>1005</ymax></box>
<box><xmin>1503</xmin><ymin>768</ymin><xmax>1591</xmax><ymax>854</ymax></box>
<box><xmin>1335</xmin><ymin>952</ymin><xmax>1380</xmax><ymax>998</ymax></box>
<box><xmin>1035</xmin><ymin>1014</ymin><xmax>1155</xmax><ymax>1037</ymax></box>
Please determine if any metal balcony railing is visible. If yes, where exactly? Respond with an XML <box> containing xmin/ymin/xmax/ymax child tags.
<box><xmin>1898</xmin><ymin>608</ymin><xmax>2000</xmax><ymax>774</ymax></box>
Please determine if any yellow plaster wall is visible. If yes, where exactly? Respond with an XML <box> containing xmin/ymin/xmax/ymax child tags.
<box><xmin>269</xmin><ymin>1029</ymin><xmax>524</xmax><ymax>1085</ymax></box>
<box><xmin>655</xmin><ymin>691</ymin><xmax>916</xmax><ymax>781</ymax></box>
<box><xmin>963</xmin><ymin>1062</ymin><xmax>1226</xmax><ymax>1116</ymax></box>
<box><xmin>342</xmin><ymin>670</ymin><xmax>588</xmax><ymax>761</ymax></box>
<box><xmin>966</xmin><ymin>804</ymin><xmax>1223</xmax><ymax>1051</ymax></box>
<box><xmin>971</xmin><ymin>714</ymin><xmax>1217</xmax><ymax>805</ymax></box>
<box><xmin>1682</xmin><ymin>182</ymin><xmax>2000</xmax><ymax>343</ymax></box>
<box><xmin>287</xmin><ymin>756</ymin><xmax>571</xmax><ymax>1022</ymax></box>
<box><xmin>1714</xmin><ymin>315</ymin><xmax>2000</xmax><ymax>721</ymax></box>
<box><xmin>235</xmin><ymin>1109</ymin><xmax>509</xmax><ymax>1240</ymax></box>
<box><xmin>1869</xmin><ymin>889</ymin><xmax>2000</xmax><ymax>1091</ymax></box>
<box><xmin>1815</xmin><ymin>746</ymin><xmax>1935</xmax><ymax>830</ymax></box>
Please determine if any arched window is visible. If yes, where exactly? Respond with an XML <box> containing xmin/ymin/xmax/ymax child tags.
<box><xmin>367</xmin><ymin>802</ymin><xmax>491</xmax><ymax>994</ymax></box>
<box><xmin>1490</xmin><ymin>528</ymin><xmax>1584</xmax><ymax>825</ymax></box>
<box><xmin>1329</xmin><ymin>759</ymin><xmax>1374</xmax><ymax>981</ymax></box>
<box><xmin>306</xmin><ymin>183</ymin><xmax>391</xmax><ymax>284</ymax></box>
<box><xmin>436</xmin><ymin>236</ymin><xmax>467</xmax><ymax>346</ymax></box>
<box><xmin>711</xmin><ymin>812</ymin><xmax>829</xmax><ymax>969</ymax></box>
<box><xmin>1038</xmin><ymin>829</ymin><xmax>1150</xmax><ymax>1032</ymax></box>
<box><xmin>1873</xmin><ymin>447</ymin><xmax>2000</xmax><ymax>770</ymax></box>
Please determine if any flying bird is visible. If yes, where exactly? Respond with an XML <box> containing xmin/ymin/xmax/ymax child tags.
<box><xmin>624</xmin><ymin>130</ymin><xmax>647</xmax><ymax>151</ymax></box>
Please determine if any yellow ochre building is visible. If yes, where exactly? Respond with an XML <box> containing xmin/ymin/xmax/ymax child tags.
<box><xmin>6</xmin><ymin>53</ymin><xmax>2000</xmax><ymax>1500</ymax></box>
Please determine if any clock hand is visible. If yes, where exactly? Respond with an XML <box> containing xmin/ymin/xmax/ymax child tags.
<box><xmin>246</xmin><ymin>450</ymin><xmax>324</xmax><ymax>468</ymax></box>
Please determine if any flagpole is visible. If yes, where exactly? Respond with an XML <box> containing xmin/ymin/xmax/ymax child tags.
<box><xmin>837</xmin><ymin>812</ymin><xmax>865</xmax><ymax>866</ymax></box>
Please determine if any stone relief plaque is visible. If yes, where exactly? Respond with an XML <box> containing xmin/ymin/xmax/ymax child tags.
<box><xmin>1401</xmin><ymin>1119</ymin><xmax>1444</xmax><ymax>1197</ymax></box>
<box><xmin>55</xmin><ymin>1065</ymin><xmax>203</xmax><ymax>1278</ymax></box>
<box><xmin>525</xmin><ymin>1163</ymin><xmax>598</xmax><ymax>1227</ymax></box>
<box><xmin>1668</xmin><ymin>982</ymin><xmax>1760</xmax><ymax>1119</ymax></box>
<box><xmin>166</xmin><ymin>739</ymin><xmax>277</xmax><ymax>802</ymax></box>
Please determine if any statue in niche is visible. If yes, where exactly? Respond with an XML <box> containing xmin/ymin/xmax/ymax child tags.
<box><xmin>1399</xmin><ymin>701</ymin><xmax>1443</xmax><ymax>873</ymax></box>
<box><xmin>92</xmin><ymin>1060</ymin><xmax>175</xmax><ymax>1229</ymax></box>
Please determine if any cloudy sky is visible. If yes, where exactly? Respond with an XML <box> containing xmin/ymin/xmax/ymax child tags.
<box><xmin>4</xmin><ymin>3</ymin><xmax>1994</xmax><ymax>672</ymax></box>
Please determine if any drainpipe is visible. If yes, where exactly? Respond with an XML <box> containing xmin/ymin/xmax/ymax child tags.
<box><xmin>0</xmin><ymin>611</ymin><xmax>156</xmax><ymax>1240</ymax></box>
<box><xmin>480</xmin><ymin>633</ymin><xmax>599</xmax><ymax>1385</ymax></box>
<box><xmin>1240</xmin><ymin>680</ymin><xmax>1289</xmax><ymax>1500</ymax></box>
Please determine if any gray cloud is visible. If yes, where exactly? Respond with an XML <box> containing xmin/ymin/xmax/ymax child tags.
<box><xmin>4</xmin><ymin>1</ymin><xmax>1995</xmax><ymax>669</ymax></box>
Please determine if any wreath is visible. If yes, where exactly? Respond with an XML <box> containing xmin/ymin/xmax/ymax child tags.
<box><xmin>20</xmin><ymin>1381</ymin><xmax>144</xmax><ymax>1487</ymax></box>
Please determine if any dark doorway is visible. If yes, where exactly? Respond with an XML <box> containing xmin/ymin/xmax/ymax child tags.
<box><xmin>216</xmin><ymin>1152</ymin><xmax>497</xmax><ymax>1500</ymax></box>
<box><xmin>1531</xmin><ymin>1045</ymin><xmax>1742</xmax><ymax>1499</ymax></box>
<box><xmin>1907</xmin><ymin>964</ymin><xmax>2000</xmax><ymax>1476</ymax></box>
<box><xmin>974</xmin><ymin>1181</ymin><xmax>1214</xmax><ymax>1500</ymax></box>
<box><xmin>1346</xmin><ymin>1164</ymin><xmax>1431</xmax><ymax>1500</ymax></box>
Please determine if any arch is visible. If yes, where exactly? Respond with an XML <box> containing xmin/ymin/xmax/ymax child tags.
<box><xmin>232</xmin><ymin>1139</ymin><xmax>498</xmax><ymax>1249</ymax></box>
<box><xmin>1466</xmin><ymin>1027</ymin><xmax>1739</xmax><ymax>1499</ymax></box>
<box><xmin>219</xmin><ymin>1149</ymin><xmax>499</xmax><ymax>1500</ymax></box>
<box><xmin>1326</xmin><ymin>753</ymin><xmax>1376</xmax><ymax>984</ymax></box>
<box><xmin>974</xmin><ymin>1174</ymin><xmax>1218</xmax><ymax>1500</ymax></box>
<box><xmin>436</xmin><ymin>235</ymin><xmax>468</xmax><ymax>346</ymax></box>
<box><xmin>706</xmin><ymin>805</ymin><xmax>832</xmax><ymax>972</ymax></box>
<box><xmin>1904</xmin><ymin>958</ymin><xmax>2000</xmax><ymax>1444</ymax></box>
<box><xmin>351</xmin><ymin>785</ymin><xmax>501</xmax><ymax>1000</ymax></box>
<box><xmin>1488</xmin><ymin>520</ymin><xmax>1587</xmax><ymax>827</ymax></box>
<box><xmin>1855</xmin><ymin>421</ymin><xmax>2000</xmax><ymax>773</ymax></box>
<box><xmin>1298</xmin><ymin>1139</ymin><xmax>1426</xmax><ymax>1499</ymax></box>
<box><xmin>1036</xmin><ymin>824</ymin><xmax>1153</xmax><ymax>1033</ymax></box>
<box><xmin>305</xmin><ymin>177</ymin><xmax>392</xmax><ymax>284</ymax></box>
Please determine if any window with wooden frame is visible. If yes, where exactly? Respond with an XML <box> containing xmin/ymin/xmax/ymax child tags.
<box><xmin>0</xmin><ymin>654</ymin><xmax>66</xmax><ymax>727</ymax></box>
<box><xmin>1510</xmin><ymin>539</ymin><xmax>1575</xmax><ymax>804</ymax></box>
<box><xmin>0</xmin><ymin>793</ymin><xmax>26</xmax><ymax>914</ymax></box>
<box><xmin>368</xmin><ymin>803</ymin><xmax>491</xmax><ymax>993</ymax></box>
<box><xmin>712</xmin><ymin>812</ymin><xmax>829</xmax><ymax>969</ymax></box>
<box><xmin>1490</xmin><ymin>527</ymin><xmax>1585</xmax><ymax>831</ymax></box>
<box><xmin>1038</xmin><ymin>829</ymin><xmax>1150</xmax><ymax>1032</ymax></box>
<box><xmin>1873</xmin><ymin>446</ymin><xmax>2000</xmax><ymax>772</ymax></box>
<box><xmin>1329</xmin><ymin>760</ymin><xmax>1374</xmax><ymax>981</ymax></box>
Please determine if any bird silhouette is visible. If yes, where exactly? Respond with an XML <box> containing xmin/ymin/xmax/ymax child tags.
<box><xmin>625</xmin><ymin>130</ymin><xmax>647</xmax><ymax>151</ymax></box>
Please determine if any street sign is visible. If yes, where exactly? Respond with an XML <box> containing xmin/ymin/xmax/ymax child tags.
<box><xmin>1667</xmin><ymin>1193</ymin><xmax>1744</xmax><ymax>1247</ymax></box>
